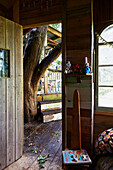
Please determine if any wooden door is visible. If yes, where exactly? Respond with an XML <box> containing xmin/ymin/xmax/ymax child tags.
<box><xmin>0</xmin><ymin>16</ymin><xmax>23</xmax><ymax>170</ymax></box>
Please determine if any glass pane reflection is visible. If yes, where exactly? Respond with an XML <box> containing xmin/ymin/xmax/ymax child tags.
<box><xmin>99</xmin><ymin>24</ymin><xmax>113</xmax><ymax>43</ymax></box>
<box><xmin>98</xmin><ymin>67</ymin><xmax>113</xmax><ymax>86</ymax></box>
<box><xmin>98</xmin><ymin>87</ymin><xmax>113</xmax><ymax>108</ymax></box>
<box><xmin>0</xmin><ymin>49</ymin><xmax>9</xmax><ymax>78</ymax></box>
<box><xmin>98</xmin><ymin>45</ymin><xmax>113</xmax><ymax>65</ymax></box>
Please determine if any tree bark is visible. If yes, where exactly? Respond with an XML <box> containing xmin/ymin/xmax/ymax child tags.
<box><xmin>24</xmin><ymin>26</ymin><xmax>61</xmax><ymax>123</ymax></box>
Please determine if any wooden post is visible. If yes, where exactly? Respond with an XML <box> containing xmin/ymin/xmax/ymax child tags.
<box><xmin>62</xmin><ymin>0</ymin><xmax>67</xmax><ymax>150</ymax></box>
<box><xmin>91</xmin><ymin>0</ymin><xmax>94</xmax><ymax>154</ymax></box>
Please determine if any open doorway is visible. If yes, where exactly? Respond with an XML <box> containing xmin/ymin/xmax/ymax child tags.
<box><xmin>23</xmin><ymin>23</ymin><xmax>62</xmax><ymax>169</ymax></box>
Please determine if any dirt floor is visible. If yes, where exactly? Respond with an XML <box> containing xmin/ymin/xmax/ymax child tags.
<box><xmin>5</xmin><ymin>120</ymin><xmax>62</xmax><ymax>170</ymax></box>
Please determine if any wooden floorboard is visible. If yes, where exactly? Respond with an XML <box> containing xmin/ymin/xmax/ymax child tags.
<box><xmin>5</xmin><ymin>120</ymin><xmax>62</xmax><ymax>170</ymax></box>
<box><xmin>48</xmin><ymin>145</ymin><xmax>62</xmax><ymax>170</ymax></box>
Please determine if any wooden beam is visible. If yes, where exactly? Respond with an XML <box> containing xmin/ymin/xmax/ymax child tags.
<box><xmin>22</xmin><ymin>17</ymin><xmax>61</xmax><ymax>29</ymax></box>
<box><xmin>47</xmin><ymin>38</ymin><xmax>58</xmax><ymax>46</ymax></box>
<box><xmin>48</xmin><ymin>26</ymin><xmax>62</xmax><ymax>38</ymax></box>
<box><xmin>47</xmin><ymin>44</ymin><xmax>54</xmax><ymax>49</ymax></box>
<box><xmin>13</xmin><ymin>0</ymin><xmax>19</xmax><ymax>23</ymax></box>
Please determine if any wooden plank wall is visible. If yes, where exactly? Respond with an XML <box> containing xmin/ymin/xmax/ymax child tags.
<box><xmin>66</xmin><ymin>0</ymin><xmax>91</xmax><ymax>66</ymax></box>
<box><xmin>0</xmin><ymin>16</ymin><xmax>6</xmax><ymax>170</ymax></box>
<box><xmin>93</xmin><ymin>0</ymin><xmax>113</xmax><ymax>143</ymax></box>
<box><xmin>66</xmin><ymin>75</ymin><xmax>93</xmax><ymax>155</ymax></box>
<box><xmin>0</xmin><ymin>16</ymin><xmax>23</xmax><ymax>170</ymax></box>
<box><xmin>15</xmin><ymin>22</ymin><xmax>23</xmax><ymax>160</ymax></box>
<box><xmin>19</xmin><ymin>0</ymin><xmax>62</xmax><ymax>28</ymax></box>
<box><xmin>6</xmin><ymin>16</ymin><xmax>15</xmax><ymax>167</ymax></box>
<box><xmin>65</xmin><ymin>0</ymin><xmax>93</xmax><ymax>155</ymax></box>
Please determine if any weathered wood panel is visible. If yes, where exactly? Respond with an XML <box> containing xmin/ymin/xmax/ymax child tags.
<box><xmin>0</xmin><ymin>16</ymin><xmax>23</xmax><ymax>169</ymax></box>
<box><xmin>5</xmin><ymin>121</ymin><xmax>62</xmax><ymax>170</ymax></box>
<box><xmin>0</xmin><ymin>16</ymin><xmax>7</xmax><ymax>170</ymax></box>
<box><xmin>6</xmin><ymin>18</ymin><xmax>15</xmax><ymax>166</ymax></box>
<box><xmin>14</xmin><ymin>23</ymin><xmax>23</xmax><ymax>160</ymax></box>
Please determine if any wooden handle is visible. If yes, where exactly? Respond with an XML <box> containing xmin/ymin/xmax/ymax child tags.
<box><xmin>71</xmin><ymin>89</ymin><xmax>81</xmax><ymax>150</ymax></box>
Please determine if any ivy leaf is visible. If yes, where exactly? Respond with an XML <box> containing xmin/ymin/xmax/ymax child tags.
<box><xmin>38</xmin><ymin>155</ymin><xmax>49</xmax><ymax>161</ymax></box>
<box><xmin>39</xmin><ymin>159</ymin><xmax>46</xmax><ymax>164</ymax></box>
<box><xmin>39</xmin><ymin>164</ymin><xmax>44</xmax><ymax>169</ymax></box>
<box><xmin>38</xmin><ymin>154</ymin><xmax>50</xmax><ymax>169</ymax></box>
<box><xmin>56</xmin><ymin>132</ymin><xmax>60</xmax><ymax>136</ymax></box>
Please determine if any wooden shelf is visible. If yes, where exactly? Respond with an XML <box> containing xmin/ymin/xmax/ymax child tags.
<box><xmin>65</xmin><ymin>72</ymin><xmax>93</xmax><ymax>83</ymax></box>
<box><xmin>64</xmin><ymin>72</ymin><xmax>93</xmax><ymax>76</ymax></box>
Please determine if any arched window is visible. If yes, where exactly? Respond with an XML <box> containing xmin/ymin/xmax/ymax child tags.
<box><xmin>96</xmin><ymin>24</ymin><xmax>113</xmax><ymax>110</ymax></box>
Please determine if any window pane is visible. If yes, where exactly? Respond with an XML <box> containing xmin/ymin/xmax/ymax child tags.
<box><xmin>98</xmin><ymin>45</ymin><xmax>113</xmax><ymax>65</ymax></box>
<box><xmin>0</xmin><ymin>49</ymin><xmax>9</xmax><ymax>78</ymax></box>
<box><xmin>98</xmin><ymin>67</ymin><xmax>113</xmax><ymax>85</ymax></box>
<box><xmin>99</xmin><ymin>24</ymin><xmax>113</xmax><ymax>43</ymax></box>
<box><xmin>98</xmin><ymin>87</ymin><xmax>113</xmax><ymax>107</ymax></box>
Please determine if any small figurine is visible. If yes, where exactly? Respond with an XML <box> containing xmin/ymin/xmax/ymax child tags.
<box><xmin>83</xmin><ymin>57</ymin><xmax>90</xmax><ymax>73</ymax></box>
<box><xmin>65</xmin><ymin>61</ymin><xmax>72</xmax><ymax>74</ymax></box>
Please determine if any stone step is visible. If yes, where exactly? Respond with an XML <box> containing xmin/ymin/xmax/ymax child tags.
<box><xmin>42</xmin><ymin>109</ymin><xmax>62</xmax><ymax>123</ymax></box>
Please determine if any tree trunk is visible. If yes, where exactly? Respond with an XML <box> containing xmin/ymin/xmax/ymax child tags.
<box><xmin>24</xmin><ymin>26</ymin><xmax>61</xmax><ymax>123</ymax></box>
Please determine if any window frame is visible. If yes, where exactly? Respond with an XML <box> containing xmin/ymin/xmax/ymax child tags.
<box><xmin>96</xmin><ymin>25</ymin><xmax>113</xmax><ymax>111</ymax></box>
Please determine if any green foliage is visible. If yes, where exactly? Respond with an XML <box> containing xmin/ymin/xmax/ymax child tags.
<box><xmin>32</xmin><ymin>146</ymin><xmax>38</xmax><ymax>153</ymax></box>
<box><xmin>50</xmin><ymin>23</ymin><xmax>62</xmax><ymax>32</ymax></box>
<box><xmin>39</xmin><ymin>164</ymin><xmax>44</xmax><ymax>169</ymax></box>
<box><xmin>56</xmin><ymin>132</ymin><xmax>60</xmax><ymax>142</ymax></box>
<box><xmin>49</xmin><ymin>55</ymin><xmax>62</xmax><ymax>70</ymax></box>
<box><xmin>38</xmin><ymin>154</ymin><xmax>50</xmax><ymax>161</ymax></box>
<box><xmin>43</xmin><ymin>93</ymin><xmax>62</xmax><ymax>100</ymax></box>
<box><xmin>37</xmin><ymin>154</ymin><xmax>50</xmax><ymax>169</ymax></box>
<box><xmin>56</xmin><ymin>132</ymin><xmax>60</xmax><ymax>137</ymax></box>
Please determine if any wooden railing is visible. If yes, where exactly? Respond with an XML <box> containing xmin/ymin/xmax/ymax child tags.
<box><xmin>38</xmin><ymin>69</ymin><xmax>62</xmax><ymax>94</ymax></box>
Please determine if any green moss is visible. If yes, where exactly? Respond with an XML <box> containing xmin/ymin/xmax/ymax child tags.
<box><xmin>43</xmin><ymin>94</ymin><xmax>62</xmax><ymax>100</ymax></box>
